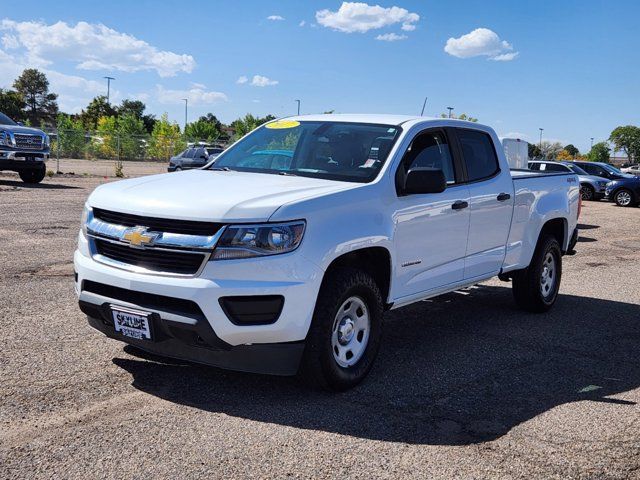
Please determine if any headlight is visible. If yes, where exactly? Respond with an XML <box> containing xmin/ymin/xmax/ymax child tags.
<box><xmin>81</xmin><ymin>203</ymin><xmax>92</xmax><ymax>236</ymax></box>
<box><xmin>0</xmin><ymin>131</ymin><xmax>11</xmax><ymax>146</ymax></box>
<box><xmin>44</xmin><ymin>134</ymin><xmax>50</xmax><ymax>147</ymax></box>
<box><xmin>212</xmin><ymin>221</ymin><xmax>305</xmax><ymax>260</ymax></box>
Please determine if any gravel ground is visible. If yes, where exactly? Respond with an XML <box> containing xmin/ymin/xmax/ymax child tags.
<box><xmin>1</xmin><ymin>173</ymin><xmax>639</xmax><ymax>479</ymax></box>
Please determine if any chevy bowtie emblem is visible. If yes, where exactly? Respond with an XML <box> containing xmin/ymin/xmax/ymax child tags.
<box><xmin>122</xmin><ymin>226</ymin><xmax>159</xmax><ymax>248</ymax></box>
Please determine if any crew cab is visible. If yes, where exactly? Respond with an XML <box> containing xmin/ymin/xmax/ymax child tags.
<box><xmin>75</xmin><ymin>115</ymin><xmax>580</xmax><ymax>390</ymax></box>
<box><xmin>0</xmin><ymin>112</ymin><xmax>50</xmax><ymax>183</ymax></box>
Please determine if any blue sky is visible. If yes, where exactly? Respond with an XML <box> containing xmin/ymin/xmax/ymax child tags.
<box><xmin>1</xmin><ymin>0</ymin><xmax>638</xmax><ymax>152</ymax></box>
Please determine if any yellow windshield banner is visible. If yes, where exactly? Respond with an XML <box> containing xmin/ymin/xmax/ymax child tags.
<box><xmin>265</xmin><ymin>120</ymin><xmax>301</xmax><ymax>129</ymax></box>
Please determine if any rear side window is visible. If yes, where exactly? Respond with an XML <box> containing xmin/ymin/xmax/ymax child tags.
<box><xmin>183</xmin><ymin>149</ymin><xmax>196</xmax><ymax>158</ymax></box>
<box><xmin>457</xmin><ymin>129</ymin><xmax>500</xmax><ymax>182</ymax></box>
<box><xmin>543</xmin><ymin>163</ymin><xmax>569</xmax><ymax>172</ymax></box>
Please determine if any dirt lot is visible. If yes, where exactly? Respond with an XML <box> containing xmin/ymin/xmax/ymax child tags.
<box><xmin>1</xmin><ymin>171</ymin><xmax>639</xmax><ymax>479</ymax></box>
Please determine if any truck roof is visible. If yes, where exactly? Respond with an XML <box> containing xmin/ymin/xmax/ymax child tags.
<box><xmin>283</xmin><ymin>113</ymin><xmax>482</xmax><ymax>128</ymax></box>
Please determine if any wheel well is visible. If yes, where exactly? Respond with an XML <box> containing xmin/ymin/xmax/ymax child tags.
<box><xmin>580</xmin><ymin>182</ymin><xmax>593</xmax><ymax>189</ymax></box>
<box><xmin>324</xmin><ymin>247</ymin><xmax>392</xmax><ymax>308</ymax></box>
<box><xmin>539</xmin><ymin>218</ymin><xmax>566</xmax><ymax>252</ymax></box>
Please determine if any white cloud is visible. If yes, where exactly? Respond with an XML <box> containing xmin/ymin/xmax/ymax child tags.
<box><xmin>299</xmin><ymin>20</ymin><xmax>306</xmax><ymax>27</ymax></box>
<box><xmin>156</xmin><ymin>83</ymin><xmax>228</xmax><ymax>105</ymax></box>
<box><xmin>444</xmin><ymin>28</ymin><xmax>518</xmax><ymax>61</ymax></box>
<box><xmin>0</xmin><ymin>19</ymin><xmax>196</xmax><ymax>77</ymax></box>
<box><xmin>236</xmin><ymin>75</ymin><xmax>248</xmax><ymax>84</ymax></box>
<box><xmin>315</xmin><ymin>2</ymin><xmax>419</xmax><ymax>33</ymax></box>
<box><xmin>250</xmin><ymin>75</ymin><xmax>278</xmax><ymax>87</ymax></box>
<box><xmin>375</xmin><ymin>33</ymin><xmax>407</xmax><ymax>42</ymax></box>
<box><xmin>267</xmin><ymin>15</ymin><xmax>285</xmax><ymax>21</ymax></box>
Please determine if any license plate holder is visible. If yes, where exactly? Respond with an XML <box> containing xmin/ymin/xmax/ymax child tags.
<box><xmin>111</xmin><ymin>305</ymin><xmax>153</xmax><ymax>341</ymax></box>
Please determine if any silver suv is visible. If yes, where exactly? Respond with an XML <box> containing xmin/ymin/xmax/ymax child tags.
<box><xmin>529</xmin><ymin>161</ymin><xmax>608</xmax><ymax>201</ymax></box>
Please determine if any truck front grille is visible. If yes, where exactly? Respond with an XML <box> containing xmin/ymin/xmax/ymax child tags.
<box><xmin>14</xmin><ymin>133</ymin><xmax>44</xmax><ymax>150</ymax></box>
<box><xmin>92</xmin><ymin>208</ymin><xmax>221</xmax><ymax>237</ymax></box>
<box><xmin>94</xmin><ymin>239</ymin><xmax>206</xmax><ymax>275</ymax></box>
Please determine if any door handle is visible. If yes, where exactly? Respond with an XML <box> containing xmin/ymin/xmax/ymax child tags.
<box><xmin>451</xmin><ymin>200</ymin><xmax>469</xmax><ymax>210</ymax></box>
<box><xmin>497</xmin><ymin>193</ymin><xmax>511</xmax><ymax>201</ymax></box>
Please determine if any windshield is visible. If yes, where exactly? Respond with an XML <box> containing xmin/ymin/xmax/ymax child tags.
<box><xmin>211</xmin><ymin>120</ymin><xmax>402</xmax><ymax>183</ymax></box>
<box><xmin>565</xmin><ymin>163</ymin><xmax>588</xmax><ymax>175</ymax></box>
<box><xmin>601</xmin><ymin>164</ymin><xmax>623</xmax><ymax>175</ymax></box>
<box><xmin>0</xmin><ymin>112</ymin><xmax>16</xmax><ymax>126</ymax></box>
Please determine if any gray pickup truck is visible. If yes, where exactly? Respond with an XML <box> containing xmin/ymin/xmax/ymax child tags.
<box><xmin>0</xmin><ymin>112</ymin><xmax>50</xmax><ymax>183</ymax></box>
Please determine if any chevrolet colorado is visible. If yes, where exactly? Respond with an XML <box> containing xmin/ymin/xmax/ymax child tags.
<box><xmin>75</xmin><ymin>115</ymin><xmax>580</xmax><ymax>390</ymax></box>
<box><xmin>0</xmin><ymin>112</ymin><xmax>50</xmax><ymax>183</ymax></box>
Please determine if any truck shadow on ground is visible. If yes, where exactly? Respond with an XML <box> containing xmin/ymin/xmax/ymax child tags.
<box><xmin>113</xmin><ymin>285</ymin><xmax>640</xmax><ymax>446</ymax></box>
<box><xmin>0</xmin><ymin>179</ymin><xmax>81</xmax><ymax>189</ymax></box>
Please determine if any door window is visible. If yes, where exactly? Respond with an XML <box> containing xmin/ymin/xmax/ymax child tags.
<box><xmin>457</xmin><ymin>129</ymin><xmax>500</xmax><ymax>181</ymax></box>
<box><xmin>543</xmin><ymin>163</ymin><xmax>570</xmax><ymax>172</ymax></box>
<box><xmin>183</xmin><ymin>148</ymin><xmax>196</xmax><ymax>159</ymax></box>
<box><xmin>400</xmin><ymin>130</ymin><xmax>457</xmax><ymax>185</ymax></box>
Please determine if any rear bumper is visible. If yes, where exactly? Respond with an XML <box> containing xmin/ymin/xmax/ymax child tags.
<box><xmin>81</xmin><ymin>301</ymin><xmax>305</xmax><ymax>375</ymax></box>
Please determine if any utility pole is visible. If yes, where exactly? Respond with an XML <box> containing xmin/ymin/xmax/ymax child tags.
<box><xmin>447</xmin><ymin>106</ymin><xmax>454</xmax><ymax>119</ymax></box>
<box><xmin>295</xmin><ymin>99</ymin><xmax>301</xmax><ymax>116</ymax></box>
<box><xmin>420</xmin><ymin>97</ymin><xmax>428</xmax><ymax>116</ymax></box>
<box><xmin>539</xmin><ymin>128</ymin><xmax>544</xmax><ymax>150</ymax></box>
<box><xmin>590</xmin><ymin>137</ymin><xmax>594</xmax><ymax>150</ymax></box>
<box><xmin>182</xmin><ymin>98</ymin><xmax>188</xmax><ymax>134</ymax></box>
<box><xmin>103</xmin><ymin>76</ymin><xmax>115</xmax><ymax>104</ymax></box>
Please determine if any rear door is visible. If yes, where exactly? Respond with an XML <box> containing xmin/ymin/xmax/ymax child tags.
<box><xmin>392</xmin><ymin>128</ymin><xmax>471</xmax><ymax>297</ymax></box>
<box><xmin>453</xmin><ymin>128</ymin><xmax>514</xmax><ymax>279</ymax></box>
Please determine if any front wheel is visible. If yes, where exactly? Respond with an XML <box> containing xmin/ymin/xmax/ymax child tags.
<box><xmin>300</xmin><ymin>267</ymin><xmax>383</xmax><ymax>391</ymax></box>
<box><xmin>512</xmin><ymin>235</ymin><xmax>562</xmax><ymax>313</ymax></box>
<box><xmin>19</xmin><ymin>166</ymin><xmax>46</xmax><ymax>184</ymax></box>
<box><xmin>614</xmin><ymin>189</ymin><xmax>636</xmax><ymax>207</ymax></box>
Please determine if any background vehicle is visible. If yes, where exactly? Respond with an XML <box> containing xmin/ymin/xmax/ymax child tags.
<box><xmin>168</xmin><ymin>146</ymin><xmax>223</xmax><ymax>172</ymax></box>
<box><xmin>0</xmin><ymin>112</ymin><xmax>50</xmax><ymax>183</ymax></box>
<box><xmin>529</xmin><ymin>160</ymin><xmax>608</xmax><ymax>201</ymax></box>
<box><xmin>501</xmin><ymin>137</ymin><xmax>529</xmax><ymax>169</ymax></box>
<box><xmin>75</xmin><ymin>115</ymin><xmax>580</xmax><ymax>390</ymax></box>
<box><xmin>621</xmin><ymin>163</ymin><xmax>640</xmax><ymax>175</ymax></box>
<box><xmin>605</xmin><ymin>176</ymin><xmax>640</xmax><ymax>207</ymax></box>
<box><xmin>571</xmin><ymin>161</ymin><xmax>637</xmax><ymax>181</ymax></box>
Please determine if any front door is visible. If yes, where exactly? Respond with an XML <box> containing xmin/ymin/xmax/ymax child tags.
<box><xmin>393</xmin><ymin>129</ymin><xmax>471</xmax><ymax>299</ymax></box>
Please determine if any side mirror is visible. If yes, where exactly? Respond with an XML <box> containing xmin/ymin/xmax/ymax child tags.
<box><xmin>402</xmin><ymin>168</ymin><xmax>447</xmax><ymax>195</ymax></box>
<box><xmin>200</xmin><ymin>154</ymin><xmax>208</xmax><ymax>160</ymax></box>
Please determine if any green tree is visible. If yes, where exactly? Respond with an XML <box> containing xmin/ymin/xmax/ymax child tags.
<box><xmin>563</xmin><ymin>144</ymin><xmax>579</xmax><ymax>158</ymax></box>
<box><xmin>92</xmin><ymin>116</ymin><xmax>119</xmax><ymax>159</ymax></box>
<box><xmin>12</xmin><ymin>69</ymin><xmax>58</xmax><ymax>126</ymax></box>
<box><xmin>0</xmin><ymin>88</ymin><xmax>26</xmax><ymax>121</ymax></box>
<box><xmin>147</xmin><ymin>113</ymin><xmax>185</xmax><ymax>160</ymax></box>
<box><xmin>198</xmin><ymin>113</ymin><xmax>223</xmax><ymax>132</ymax></box>
<box><xmin>185</xmin><ymin>119</ymin><xmax>220</xmax><ymax>142</ymax></box>
<box><xmin>587</xmin><ymin>142</ymin><xmax>611</xmax><ymax>163</ymax></box>
<box><xmin>81</xmin><ymin>96</ymin><xmax>116</xmax><ymax>130</ymax></box>
<box><xmin>528</xmin><ymin>143</ymin><xmax>542</xmax><ymax>159</ymax></box>
<box><xmin>230</xmin><ymin>114</ymin><xmax>276</xmax><ymax>139</ymax></box>
<box><xmin>117</xmin><ymin>113</ymin><xmax>148</xmax><ymax>159</ymax></box>
<box><xmin>117</xmin><ymin>99</ymin><xmax>156</xmax><ymax>133</ymax></box>
<box><xmin>55</xmin><ymin>113</ymin><xmax>86</xmax><ymax>158</ymax></box>
<box><xmin>440</xmin><ymin>112</ymin><xmax>478</xmax><ymax>122</ymax></box>
<box><xmin>609</xmin><ymin>126</ymin><xmax>640</xmax><ymax>163</ymax></box>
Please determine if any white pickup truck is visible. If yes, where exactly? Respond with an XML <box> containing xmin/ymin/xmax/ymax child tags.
<box><xmin>75</xmin><ymin>115</ymin><xmax>580</xmax><ymax>390</ymax></box>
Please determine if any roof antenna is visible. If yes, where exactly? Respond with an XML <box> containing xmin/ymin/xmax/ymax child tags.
<box><xmin>420</xmin><ymin>96</ymin><xmax>428</xmax><ymax>116</ymax></box>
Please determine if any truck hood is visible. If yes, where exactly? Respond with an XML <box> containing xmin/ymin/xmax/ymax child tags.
<box><xmin>0</xmin><ymin>124</ymin><xmax>46</xmax><ymax>135</ymax></box>
<box><xmin>88</xmin><ymin>169</ymin><xmax>358</xmax><ymax>222</ymax></box>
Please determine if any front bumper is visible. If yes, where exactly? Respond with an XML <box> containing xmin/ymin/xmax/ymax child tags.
<box><xmin>0</xmin><ymin>152</ymin><xmax>48</xmax><ymax>172</ymax></box>
<box><xmin>74</xmin><ymin>231</ymin><xmax>324</xmax><ymax>374</ymax></box>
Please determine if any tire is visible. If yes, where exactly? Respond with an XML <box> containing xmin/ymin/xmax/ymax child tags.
<box><xmin>580</xmin><ymin>184</ymin><xmax>594</xmax><ymax>201</ymax></box>
<box><xmin>614</xmin><ymin>188</ymin><xmax>636</xmax><ymax>207</ymax></box>
<box><xmin>512</xmin><ymin>235</ymin><xmax>562</xmax><ymax>313</ymax></box>
<box><xmin>174</xmin><ymin>166</ymin><xmax>182</xmax><ymax>172</ymax></box>
<box><xmin>300</xmin><ymin>267</ymin><xmax>383</xmax><ymax>391</ymax></box>
<box><xmin>19</xmin><ymin>166</ymin><xmax>46</xmax><ymax>184</ymax></box>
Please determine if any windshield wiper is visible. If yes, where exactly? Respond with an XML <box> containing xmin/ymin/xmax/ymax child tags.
<box><xmin>278</xmin><ymin>171</ymin><xmax>298</xmax><ymax>176</ymax></box>
<box><xmin>210</xmin><ymin>166</ymin><xmax>232</xmax><ymax>171</ymax></box>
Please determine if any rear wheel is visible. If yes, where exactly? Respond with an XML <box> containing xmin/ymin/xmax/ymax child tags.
<box><xmin>580</xmin><ymin>184</ymin><xmax>594</xmax><ymax>201</ymax></box>
<box><xmin>300</xmin><ymin>267</ymin><xmax>383</xmax><ymax>391</ymax></box>
<box><xmin>512</xmin><ymin>235</ymin><xmax>562</xmax><ymax>313</ymax></box>
<box><xmin>19</xmin><ymin>165</ymin><xmax>46</xmax><ymax>184</ymax></box>
<box><xmin>614</xmin><ymin>189</ymin><xmax>635</xmax><ymax>207</ymax></box>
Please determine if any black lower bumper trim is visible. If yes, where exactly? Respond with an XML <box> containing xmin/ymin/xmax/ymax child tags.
<box><xmin>0</xmin><ymin>159</ymin><xmax>46</xmax><ymax>172</ymax></box>
<box><xmin>81</xmin><ymin>301</ymin><xmax>304</xmax><ymax>376</ymax></box>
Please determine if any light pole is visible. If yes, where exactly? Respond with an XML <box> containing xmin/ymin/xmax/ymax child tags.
<box><xmin>295</xmin><ymin>99</ymin><xmax>301</xmax><ymax>116</ymax></box>
<box><xmin>182</xmin><ymin>98</ymin><xmax>188</xmax><ymax>134</ymax></box>
<box><xmin>590</xmin><ymin>137</ymin><xmax>594</xmax><ymax>150</ymax></box>
<box><xmin>103</xmin><ymin>76</ymin><xmax>115</xmax><ymax>104</ymax></box>
<box><xmin>539</xmin><ymin>128</ymin><xmax>544</xmax><ymax>150</ymax></box>
<box><xmin>447</xmin><ymin>106</ymin><xmax>454</xmax><ymax>118</ymax></box>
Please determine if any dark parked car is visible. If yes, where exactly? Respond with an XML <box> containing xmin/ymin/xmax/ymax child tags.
<box><xmin>0</xmin><ymin>112</ymin><xmax>50</xmax><ymax>183</ymax></box>
<box><xmin>605</xmin><ymin>177</ymin><xmax>640</xmax><ymax>207</ymax></box>
<box><xmin>168</xmin><ymin>146</ymin><xmax>224</xmax><ymax>172</ymax></box>
<box><xmin>571</xmin><ymin>161</ymin><xmax>636</xmax><ymax>181</ymax></box>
